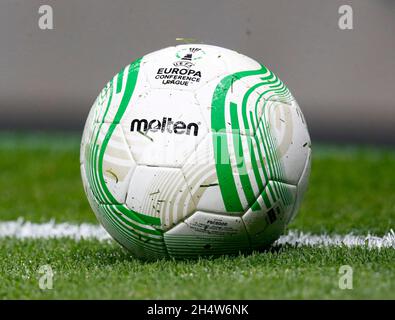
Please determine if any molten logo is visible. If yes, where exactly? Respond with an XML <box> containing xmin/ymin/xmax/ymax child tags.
<box><xmin>130</xmin><ymin>117</ymin><xmax>199</xmax><ymax>136</ymax></box>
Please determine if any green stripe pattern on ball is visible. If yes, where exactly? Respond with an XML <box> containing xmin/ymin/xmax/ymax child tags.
<box><xmin>83</xmin><ymin>58</ymin><xmax>167</xmax><ymax>259</ymax></box>
<box><xmin>211</xmin><ymin>64</ymin><xmax>294</xmax><ymax>214</ymax></box>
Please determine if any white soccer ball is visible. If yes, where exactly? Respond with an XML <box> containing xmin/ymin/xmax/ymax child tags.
<box><xmin>80</xmin><ymin>44</ymin><xmax>311</xmax><ymax>259</ymax></box>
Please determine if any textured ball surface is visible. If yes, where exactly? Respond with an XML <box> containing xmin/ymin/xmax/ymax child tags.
<box><xmin>80</xmin><ymin>44</ymin><xmax>311</xmax><ymax>259</ymax></box>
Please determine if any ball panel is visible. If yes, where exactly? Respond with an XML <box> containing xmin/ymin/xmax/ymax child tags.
<box><xmin>100</xmin><ymin>123</ymin><xmax>137</xmax><ymax>204</ymax></box>
<box><xmin>164</xmin><ymin>211</ymin><xmax>250</xmax><ymax>258</ymax></box>
<box><xmin>81</xmin><ymin>163</ymin><xmax>133</xmax><ymax>252</ymax></box>
<box><xmin>264</xmin><ymin>100</ymin><xmax>311</xmax><ymax>185</ymax></box>
<box><xmin>81</xmin><ymin>121</ymin><xmax>107</xmax><ymax>204</ymax></box>
<box><xmin>80</xmin><ymin>163</ymin><xmax>89</xmax><ymax>198</ymax></box>
<box><xmin>81</xmin><ymin>122</ymin><xmax>136</xmax><ymax>205</ymax></box>
<box><xmin>98</xmin><ymin>205</ymin><xmax>167</xmax><ymax>259</ymax></box>
<box><xmin>237</xmin><ymin>74</ymin><xmax>295</xmax><ymax>106</ymax></box>
<box><xmin>193</xmin><ymin>76</ymin><xmax>224</xmax><ymax>128</ymax></box>
<box><xmin>125</xmin><ymin>165</ymin><xmax>196</xmax><ymax>230</ymax></box>
<box><xmin>182</xmin><ymin>131</ymin><xmax>269</xmax><ymax>214</ymax></box>
<box><xmin>95</xmin><ymin>62</ymin><xmax>151</xmax><ymax>125</ymax></box>
<box><xmin>80</xmin><ymin>102</ymin><xmax>97</xmax><ymax>165</ymax></box>
<box><xmin>287</xmin><ymin>146</ymin><xmax>312</xmax><ymax>223</ymax></box>
<box><xmin>219</xmin><ymin>48</ymin><xmax>261</xmax><ymax>74</ymax></box>
<box><xmin>219</xmin><ymin>75</ymin><xmax>262</xmax><ymax>137</ymax></box>
<box><xmin>83</xmin><ymin>155</ymin><xmax>167</xmax><ymax>260</ymax></box>
<box><xmin>181</xmin><ymin>134</ymin><xmax>227</xmax><ymax>214</ymax></box>
<box><xmin>89</xmin><ymin>80</ymin><xmax>113</xmax><ymax>124</ymax></box>
<box><xmin>94</xmin><ymin>201</ymin><xmax>167</xmax><ymax>260</ymax></box>
<box><xmin>242</xmin><ymin>180</ymin><xmax>297</xmax><ymax>249</ymax></box>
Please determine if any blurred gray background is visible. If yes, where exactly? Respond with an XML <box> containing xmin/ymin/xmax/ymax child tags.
<box><xmin>0</xmin><ymin>0</ymin><xmax>394</xmax><ymax>144</ymax></box>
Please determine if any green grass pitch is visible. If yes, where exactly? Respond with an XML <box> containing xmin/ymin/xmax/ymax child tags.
<box><xmin>0</xmin><ymin>133</ymin><xmax>394</xmax><ymax>299</ymax></box>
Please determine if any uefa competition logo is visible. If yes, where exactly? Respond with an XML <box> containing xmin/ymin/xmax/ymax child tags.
<box><xmin>175</xmin><ymin>47</ymin><xmax>206</xmax><ymax>62</ymax></box>
<box><xmin>154</xmin><ymin>47</ymin><xmax>205</xmax><ymax>86</ymax></box>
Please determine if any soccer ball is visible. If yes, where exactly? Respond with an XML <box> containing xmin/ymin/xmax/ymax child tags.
<box><xmin>80</xmin><ymin>44</ymin><xmax>311</xmax><ymax>259</ymax></box>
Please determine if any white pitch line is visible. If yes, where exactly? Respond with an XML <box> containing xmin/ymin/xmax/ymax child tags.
<box><xmin>0</xmin><ymin>218</ymin><xmax>111</xmax><ymax>241</ymax></box>
<box><xmin>0</xmin><ymin>218</ymin><xmax>394</xmax><ymax>249</ymax></box>
<box><xmin>275</xmin><ymin>229</ymin><xmax>395</xmax><ymax>249</ymax></box>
